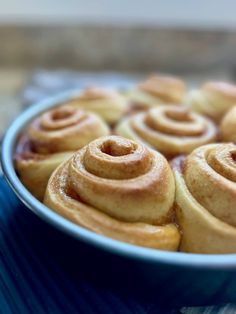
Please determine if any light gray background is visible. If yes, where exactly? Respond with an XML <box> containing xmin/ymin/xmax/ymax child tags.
<box><xmin>0</xmin><ymin>0</ymin><xmax>236</xmax><ymax>29</ymax></box>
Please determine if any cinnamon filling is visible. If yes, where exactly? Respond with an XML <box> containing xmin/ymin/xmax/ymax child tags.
<box><xmin>165</xmin><ymin>110</ymin><xmax>192</xmax><ymax>123</ymax></box>
<box><xmin>231</xmin><ymin>153</ymin><xmax>236</xmax><ymax>163</ymax></box>
<box><xmin>51</xmin><ymin>108</ymin><xmax>74</xmax><ymax>120</ymax></box>
<box><xmin>14</xmin><ymin>135</ymin><xmax>45</xmax><ymax>160</ymax></box>
<box><xmin>100</xmin><ymin>139</ymin><xmax>136</xmax><ymax>157</ymax></box>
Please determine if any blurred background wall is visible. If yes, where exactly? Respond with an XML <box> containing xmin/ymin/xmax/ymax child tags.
<box><xmin>1</xmin><ymin>0</ymin><xmax>236</xmax><ymax>73</ymax></box>
<box><xmin>1</xmin><ymin>0</ymin><xmax>236</xmax><ymax>28</ymax></box>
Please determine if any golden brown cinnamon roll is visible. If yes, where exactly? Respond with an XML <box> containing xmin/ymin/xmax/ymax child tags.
<box><xmin>173</xmin><ymin>143</ymin><xmax>236</xmax><ymax>253</ymax></box>
<box><xmin>44</xmin><ymin>136</ymin><xmax>180</xmax><ymax>251</ymax></box>
<box><xmin>220</xmin><ymin>106</ymin><xmax>236</xmax><ymax>143</ymax></box>
<box><xmin>116</xmin><ymin>105</ymin><xmax>217</xmax><ymax>159</ymax></box>
<box><xmin>65</xmin><ymin>87</ymin><xmax>127</xmax><ymax>124</ymax></box>
<box><xmin>126</xmin><ymin>74</ymin><xmax>186</xmax><ymax>111</ymax></box>
<box><xmin>15</xmin><ymin>106</ymin><xmax>109</xmax><ymax>200</ymax></box>
<box><xmin>185</xmin><ymin>81</ymin><xmax>236</xmax><ymax>123</ymax></box>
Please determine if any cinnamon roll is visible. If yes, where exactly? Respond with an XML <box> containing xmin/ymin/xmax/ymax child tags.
<box><xmin>44</xmin><ymin>136</ymin><xmax>180</xmax><ymax>251</ymax></box>
<box><xmin>126</xmin><ymin>74</ymin><xmax>186</xmax><ymax>111</ymax></box>
<box><xmin>65</xmin><ymin>87</ymin><xmax>127</xmax><ymax>124</ymax></box>
<box><xmin>185</xmin><ymin>81</ymin><xmax>236</xmax><ymax>123</ymax></box>
<box><xmin>15</xmin><ymin>106</ymin><xmax>109</xmax><ymax>200</ymax></box>
<box><xmin>116</xmin><ymin>105</ymin><xmax>217</xmax><ymax>158</ymax></box>
<box><xmin>220</xmin><ymin>106</ymin><xmax>236</xmax><ymax>143</ymax></box>
<box><xmin>173</xmin><ymin>143</ymin><xmax>236</xmax><ymax>253</ymax></box>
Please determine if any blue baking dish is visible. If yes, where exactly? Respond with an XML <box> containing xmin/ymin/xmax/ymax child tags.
<box><xmin>2</xmin><ymin>91</ymin><xmax>236</xmax><ymax>307</ymax></box>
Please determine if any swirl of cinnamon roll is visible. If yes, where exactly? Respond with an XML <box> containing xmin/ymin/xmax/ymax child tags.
<box><xmin>172</xmin><ymin>143</ymin><xmax>236</xmax><ymax>253</ymax></box>
<box><xmin>126</xmin><ymin>74</ymin><xmax>186</xmax><ymax>111</ymax></box>
<box><xmin>116</xmin><ymin>105</ymin><xmax>217</xmax><ymax>158</ymax></box>
<box><xmin>15</xmin><ymin>105</ymin><xmax>109</xmax><ymax>200</ymax></box>
<box><xmin>184</xmin><ymin>81</ymin><xmax>236</xmax><ymax>123</ymax></box>
<box><xmin>44</xmin><ymin>136</ymin><xmax>180</xmax><ymax>250</ymax></box>
<box><xmin>220</xmin><ymin>106</ymin><xmax>236</xmax><ymax>143</ymax></box>
<box><xmin>65</xmin><ymin>87</ymin><xmax>127</xmax><ymax>124</ymax></box>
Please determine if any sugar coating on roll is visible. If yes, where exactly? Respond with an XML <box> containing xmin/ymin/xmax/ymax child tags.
<box><xmin>116</xmin><ymin>105</ymin><xmax>217</xmax><ymax>158</ymax></box>
<box><xmin>65</xmin><ymin>87</ymin><xmax>127</xmax><ymax>124</ymax></box>
<box><xmin>220</xmin><ymin>106</ymin><xmax>236</xmax><ymax>143</ymax></box>
<box><xmin>15</xmin><ymin>105</ymin><xmax>110</xmax><ymax>200</ymax></box>
<box><xmin>44</xmin><ymin>135</ymin><xmax>180</xmax><ymax>251</ymax></box>
<box><xmin>126</xmin><ymin>74</ymin><xmax>186</xmax><ymax>111</ymax></box>
<box><xmin>172</xmin><ymin>143</ymin><xmax>236</xmax><ymax>253</ymax></box>
<box><xmin>184</xmin><ymin>81</ymin><xmax>236</xmax><ymax>123</ymax></box>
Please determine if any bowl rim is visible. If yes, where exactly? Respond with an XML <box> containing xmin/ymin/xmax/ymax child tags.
<box><xmin>2</xmin><ymin>89</ymin><xmax>236</xmax><ymax>270</ymax></box>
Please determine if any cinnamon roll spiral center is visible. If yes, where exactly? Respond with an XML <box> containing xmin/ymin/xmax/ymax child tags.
<box><xmin>67</xmin><ymin>136</ymin><xmax>174</xmax><ymax>224</ymax></box>
<box><xmin>40</xmin><ymin>107</ymin><xmax>86</xmax><ymax>131</ymax></box>
<box><xmin>184</xmin><ymin>143</ymin><xmax>236</xmax><ymax>226</ymax></box>
<box><xmin>26</xmin><ymin>105</ymin><xmax>109</xmax><ymax>154</ymax></box>
<box><xmin>100</xmin><ymin>138</ymin><xmax>136</xmax><ymax>157</ymax></box>
<box><xmin>81</xmin><ymin>137</ymin><xmax>152</xmax><ymax>179</ymax></box>
<box><xmin>206</xmin><ymin>146</ymin><xmax>236</xmax><ymax>182</ymax></box>
<box><xmin>144</xmin><ymin>107</ymin><xmax>207</xmax><ymax>136</ymax></box>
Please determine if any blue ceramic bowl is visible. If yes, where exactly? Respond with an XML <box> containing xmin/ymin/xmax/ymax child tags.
<box><xmin>2</xmin><ymin>91</ymin><xmax>236</xmax><ymax>307</ymax></box>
